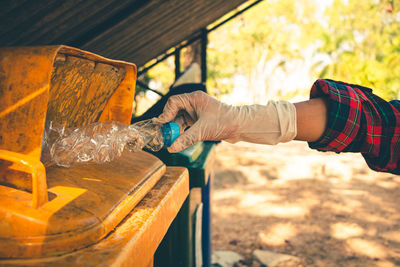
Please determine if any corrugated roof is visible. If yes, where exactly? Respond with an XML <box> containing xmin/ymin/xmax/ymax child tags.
<box><xmin>0</xmin><ymin>0</ymin><xmax>250</xmax><ymax>67</ymax></box>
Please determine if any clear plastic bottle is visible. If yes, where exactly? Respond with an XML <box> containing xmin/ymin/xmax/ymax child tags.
<box><xmin>45</xmin><ymin>119</ymin><xmax>180</xmax><ymax>167</ymax></box>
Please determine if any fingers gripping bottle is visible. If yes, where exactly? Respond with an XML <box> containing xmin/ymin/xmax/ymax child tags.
<box><xmin>47</xmin><ymin>119</ymin><xmax>180</xmax><ymax>167</ymax></box>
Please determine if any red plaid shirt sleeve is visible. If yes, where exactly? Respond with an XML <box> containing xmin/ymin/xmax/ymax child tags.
<box><xmin>308</xmin><ymin>79</ymin><xmax>400</xmax><ymax>174</ymax></box>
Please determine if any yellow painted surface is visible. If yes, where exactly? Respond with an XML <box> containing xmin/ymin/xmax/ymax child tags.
<box><xmin>0</xmin><ymin>150</ymin><xmax>47</xmax><ymax>208</ymax></box>
<box><xmin>0</xmin><ymin>151</ymin><xmax>165</xmax><ymax>259</ymax></box>
<box><xmin>0</xmin><ymin>167</ymin><xmax>189</xmax><ymax>267</ymax></box>
<box><xmin>0</xmin><ymin>46</ymin><xmax>177</xmax><ymax>260</ymax></box>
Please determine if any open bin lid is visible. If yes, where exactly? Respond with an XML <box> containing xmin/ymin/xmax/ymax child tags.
<box><xmin>0</xmin><ymin>46</ymin><xmax>166</xmax><ymax>258</ymax></box>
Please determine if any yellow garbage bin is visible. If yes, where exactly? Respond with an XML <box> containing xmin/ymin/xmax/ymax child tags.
<box><xmin>0</xmin><ymin>46</ymin><xmax>189</xmax><ymax>266</ymax></box>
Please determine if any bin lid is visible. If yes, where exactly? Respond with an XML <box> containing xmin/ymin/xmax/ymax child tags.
<box><xmin>0</xmin><ymin>150</ymin><xmax>165</xmax><ymax>259</ymax></box>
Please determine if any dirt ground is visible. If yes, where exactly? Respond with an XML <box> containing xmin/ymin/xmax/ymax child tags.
<box><xmin>211</xmin><ymin>141</ymin><xmax>400</xmax><ymax>267</ymax></box>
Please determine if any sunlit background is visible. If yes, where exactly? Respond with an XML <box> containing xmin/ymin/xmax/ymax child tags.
<box><xmin>136</xmin><ymin>2</ymin><xmax>400</xmax><ymax>265</ymax></box>
<box><xmin>135</xmin><ymin>0</ymin><xmax>400</xmax><ymax>114</ymax></box>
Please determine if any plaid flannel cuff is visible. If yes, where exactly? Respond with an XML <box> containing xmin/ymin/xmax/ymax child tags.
<box><xmin>307</xmin><ymin>79</ymin><xmax>368</xmax><ymax>153</ymax></box>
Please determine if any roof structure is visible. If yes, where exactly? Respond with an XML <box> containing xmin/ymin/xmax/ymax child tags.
<box><xmin>0</xmin><ymin>0</ymin><xmax>251</xmax><ymax>67</ymax></box>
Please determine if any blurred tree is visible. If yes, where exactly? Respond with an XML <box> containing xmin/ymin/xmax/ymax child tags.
<box><xmin>316</xmin><ymin>0</ymin><xmax>400</xmax><ymax>100</ymax></box>
<box><xmin>207</xmin><ymin>0</ymin><xmax>323</xmax><ymax>101</ymax></box>
<box><xmin>140</xmin><ymin>0</ymin><xmax>400</xmax><ymax>107</ymax></box>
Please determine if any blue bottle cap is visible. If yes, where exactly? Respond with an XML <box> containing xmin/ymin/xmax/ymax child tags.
<box><xmin>162</xmin><ymin>122</ymin><xmax>180</xmax><ymax>147</ymax></box>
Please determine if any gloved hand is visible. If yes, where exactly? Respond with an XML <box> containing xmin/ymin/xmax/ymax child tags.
<box><xmin>158</xmin><ymin>91</ymin><xmax>297</xmax><ymax>153</ymax></box>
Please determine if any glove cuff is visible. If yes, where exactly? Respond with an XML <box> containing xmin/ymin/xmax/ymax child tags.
<box><xmin>224</xmin><ymin>100</ymin><xmax>297</xmax><ymax>145</ymax></box>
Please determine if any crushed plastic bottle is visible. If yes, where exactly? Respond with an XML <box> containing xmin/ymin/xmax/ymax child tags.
<box><xmin>43</xmin><ymin>118</ymin><xmax>180</xmax><ymax>167</ymax></box>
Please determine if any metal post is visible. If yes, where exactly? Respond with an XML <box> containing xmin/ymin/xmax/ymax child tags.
<box><xmin>175</xmin><ymin>48</ymin><xmax>181</xmax><ymax>81</ymax></box>
<box><xmin>200</xmin><ymin>28</ymin><xmax>207</xmax><ymax>85</ymax></box>
<box><xmin>201</xmin><ymin>175</ymin><xmax>211</xmax><ymax>267</ymax></box>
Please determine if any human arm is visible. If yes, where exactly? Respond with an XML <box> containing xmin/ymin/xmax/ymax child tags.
<box><xmin>305</xmin><ymin>79</ymin><xmax>400</xmax><ymax>174</ymax></box>
<box><xmin>159</xmin><ymin>79</ymin><xmax>400</xmax><ymax>174</ymax></box>
<box><xmin>158</xmin><ymin>90</ymin><xmax>329</xmax><ymax>152</ymax></box>
<box><xmin>294</xmin><ymin>97</ymin><xmax>329</xmax><ymax>142</ymax></box>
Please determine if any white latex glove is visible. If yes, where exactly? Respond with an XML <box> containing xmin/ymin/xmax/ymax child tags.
<box><xmin>158</xmin><ymin>91</ymin><xmax>297</xmax><ymax>153</ymax></box>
